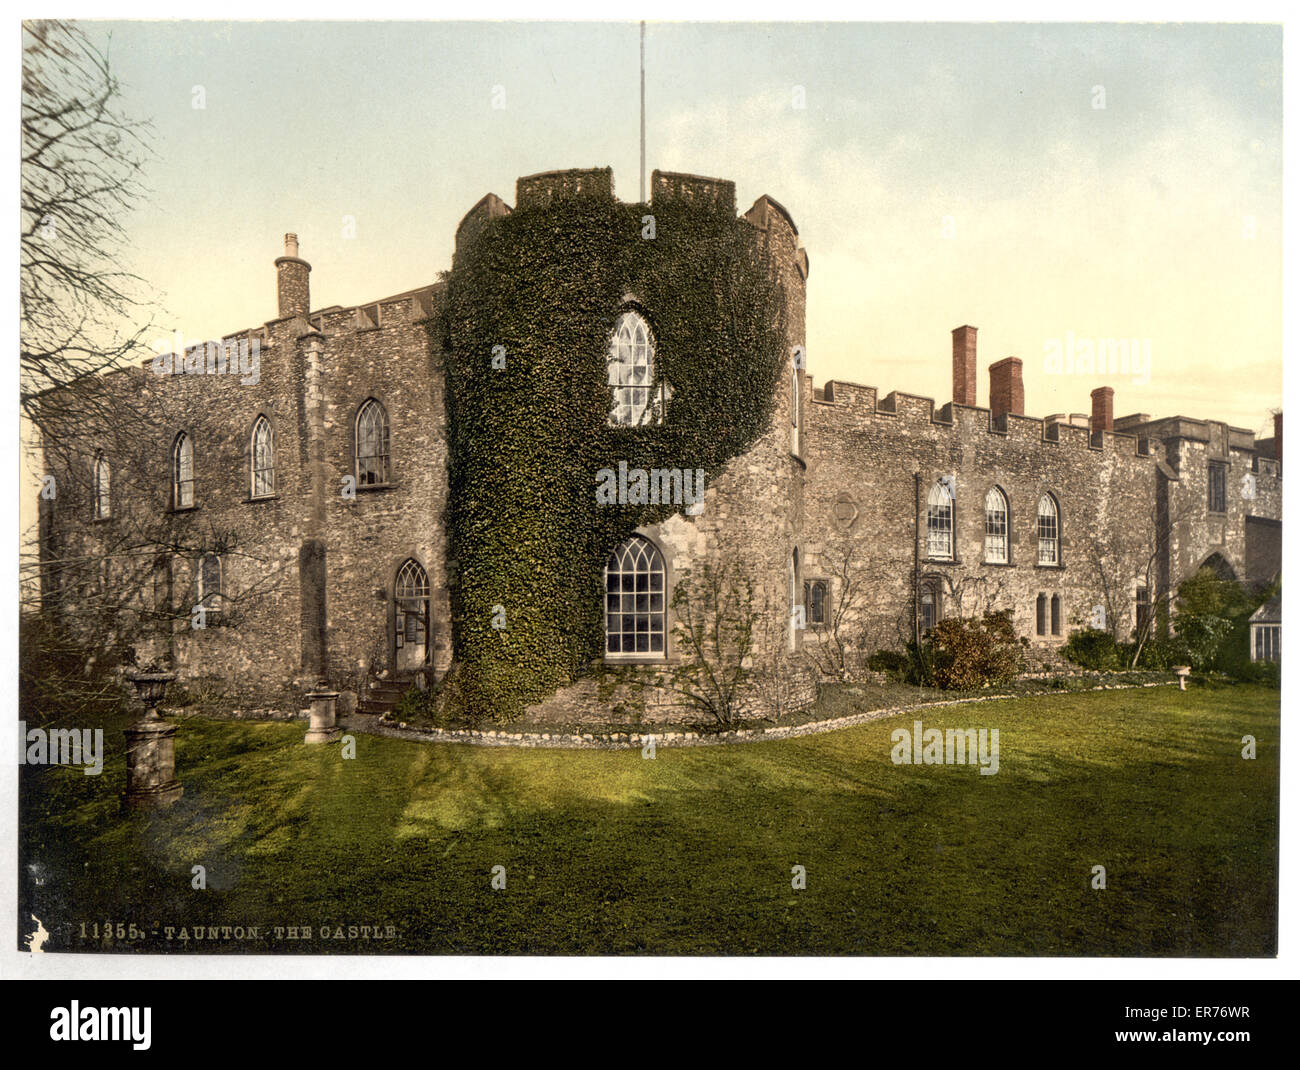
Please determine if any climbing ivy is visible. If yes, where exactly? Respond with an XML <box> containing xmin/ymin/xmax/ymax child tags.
<box><xmin>438</xmin><ymin>191</ymin><xmax>787</xmax><ymax>722</ymax></box>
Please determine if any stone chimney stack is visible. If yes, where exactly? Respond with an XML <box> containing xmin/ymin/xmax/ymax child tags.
<box><xmin>1091</xmin><ymin>386</ymin><xmax>1114</xmax><ymax>433</ymax></box>
<box><xmin>275</xmin><ymin>233</ymin><xmax>311</xmax><ymax>319</ymax></box>
<box><xmin>988</xmin><ymin>357</ymin><xmax>1024</xmax><ymax>423</ymax></box>
<box><xmin>952</xmin><ymin>325</ymin><xmax>978</xmax><ymax>407</ymax></box>
<box><xmin>1275</xmin><ymin>412</ymin><xmax>1283</xmax><ymax>461</ymax></box>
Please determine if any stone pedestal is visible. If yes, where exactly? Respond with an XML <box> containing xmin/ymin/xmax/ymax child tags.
<box><xmin>122</xmin><ymin>718</ymin><xmax>183</xmax><ymax>810</ymax></box>
<box><xmin>304</xmin><ymin>690</ymin><xmax>341</xmax><ymax>744</ymax></box>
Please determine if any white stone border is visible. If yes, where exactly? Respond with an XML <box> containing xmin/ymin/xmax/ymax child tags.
<box><xmin>363</xmin><ymin>680</ymin><xmax>1177</xmax><ymax>750</ymax></box>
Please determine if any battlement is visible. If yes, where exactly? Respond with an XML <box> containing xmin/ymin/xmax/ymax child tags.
<box><xmin>812</xmin><ymin>377</ymin><xmax>1154</xmax><ymax>457</ymax></box>
<box><xmin>516</xmin><ymin>167</ymin><xmax>614</xmax><ymax>209</ymax></box>
<box><xmin>309</xmin><ymin>285</ymin><xmax>440</xmax><ymax>335</ymax></box>
<box><xmin>650</xmin><ymin>169</ymin><xmax>736</xmax><ymax>213</ymax></box>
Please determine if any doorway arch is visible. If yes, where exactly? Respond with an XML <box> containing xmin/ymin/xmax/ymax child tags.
<box><xmin>394</xmin><ymin>558</ymin><xmax>431</xmax><ymax>677</ymax></box>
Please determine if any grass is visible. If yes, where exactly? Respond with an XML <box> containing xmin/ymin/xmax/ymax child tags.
<box><xmin>20</xmin><ymin>681</ymin><xmax>1278</xmax><ymax>955</ymax></box>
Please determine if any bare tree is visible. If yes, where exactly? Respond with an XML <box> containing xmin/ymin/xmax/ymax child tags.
<box><xmin>668</xmin><ymin>559</ymin><xmax>759</xmax><ymax>725</ymax></box>
<box><xmin>802</xmin><ymin>539</ymin><xmax>869</xmax><ymax>682</ymax></box>
<box><xmin>1082</xmin><ymin>498</ymin><xmax>1193</xmax><ymax>668</ymax></box>
<box><xmin>22</xmin><ymin>20</ymin><xmax>158</xmax><ymax>443</ymax></box>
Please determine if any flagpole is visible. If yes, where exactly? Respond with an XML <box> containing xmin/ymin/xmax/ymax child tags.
<box><xmin>640</xmin><ymin>21</ymin><xmax>646</xmax><ymax>203</ymax></box>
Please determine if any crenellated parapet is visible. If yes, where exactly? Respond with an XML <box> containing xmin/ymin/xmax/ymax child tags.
<box><xmin>515</xmin><ymin>167</ymin><xmax>614</xmax><ymax>209</ymax></box>
<box><xmin>811</xmin><ymin>377</ymin><xmax>1157</xmax><ymax>458</ymax></box>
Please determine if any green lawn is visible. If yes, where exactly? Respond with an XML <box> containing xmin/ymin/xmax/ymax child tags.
<box><xmin>20</xmin><ymin>683</ymin><xmax>1278</xmax><ymax>955</ymax></box>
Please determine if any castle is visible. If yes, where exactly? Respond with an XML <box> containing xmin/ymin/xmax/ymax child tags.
<box><xmin>35</xmin><ymin>167</ymin><xmax>1283</xmax><ymax>723</ymax></box>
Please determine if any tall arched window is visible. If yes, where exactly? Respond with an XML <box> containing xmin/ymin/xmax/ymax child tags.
<box><xmin>984</xmin><ymin>486</ymin><xmax>1008</xmax><ymax>563</ymax></box>
<box><xmin>355</xmin><ymin>399</ymin><xmax>390</xmax><ymax>486</ymax></box>
<box><xmin>1037</xmin><ymin>494</ymin><xmax>1060</xmax><ymax>565</ymax></box>
<box><xmin>1036</xmin><ymin>593</ymin><xmax>1047</xmax><ymax>636</ymax></box>
<box><xmin>791</xmin><ymin>365</ymin><xmax>801</xmax><ymax>455</ymax></box>
<box><xmin>172</xmin><ymin>432</ymin><xmax>194</xmax><ymax>509</ymax></box>
<box><xmin>789</xmin><ymin>547</ymin><xmax>801</xmax><ymax>650</ymax></box>
<box><xmin>197</xmin><ymin>552</ymin><xmax>223</xmax><ymax>619</ymax></box>
<box><xmin>93</xmin><ymin>450</ymin><xmax>111</xmax><ymax>520</ymax></box>
<box><xmin>1051</xmin><ymin>594</ymin><xmax>1062</xmax><ymax>636</ymax></box>
<box><xmin>250</xmin><ymin>415</ymin><xmax>275</xmax><ymax>499</ymax></box>
<box><xmin>395</xmin><ymin>558</ymin><xmax>431</xmax><ymax>671</ymax></box>
<box><xmin>927</xmin><ymin>481</ymin><xmax>954</xmax><ymax>560</ymax></box>
<box><xmin>607</xmin><ymin>309</ymin><xmax>662</xmax><ymax>427</ymax></box>
<box><xmin>604</xmin><ymin>535</ymin><xmax>666</xmax><ymax>658</ymax></box>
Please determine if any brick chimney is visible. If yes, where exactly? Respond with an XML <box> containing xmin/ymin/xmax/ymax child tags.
<box><xmin>1090</xmin><ymin>386</ymin><xmax>1114</xmax><ymax>433</ymax></box>
<box><xmin>275</xmin><ymin>233</ymin><xmax>311</xmax><ymax>319</ymax></box>
<box><xmin>989</xmin><ymin>357</ymin><xmax>1024</xmax><ymax>423</ymax></box>
<box><xmin>1274</xmin><ymin>412</ymin><xmax>1282</xmax><ymax>461</ymax></box>
<box><xmin>952</xmin><ymin>325</ymin><xmax>977</xmax><ymax>407</ymax></box>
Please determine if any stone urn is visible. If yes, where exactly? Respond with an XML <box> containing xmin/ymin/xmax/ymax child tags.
<box><xmin>122</xmin><ymin>668</ymin><xmax>184</xmax><ymax>810</ymax></box>
<box><xmin>303</xmin><ymin>688</ymin><xmax>342</xmax><ymax>744</ymax></box>
<box><xmin>1172</xmin><ymin>665</ymin><xmax>1192</xmax><ymax>692</ymax></box>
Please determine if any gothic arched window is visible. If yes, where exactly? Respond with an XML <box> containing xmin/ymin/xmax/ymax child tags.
<box><xmin>172</xmin><ymin>432</ymin><xmax>194</xmax><ymax>509</ymax></box>
<box><xmin>607</xmin><ymin>310</ymin><xmax>662</xmax><ymax>427</ymax></box>
<box><xmin>1036</xmin><ymin>592</ymin><xmax>1048</xmax><ymax>636</ymax></box>
<box><xmin>927</xmin><ymin>480</ymin><xmax>954</xmax><ymax>560</ymax></box>
<box><xmin>984</xmin><ymin>486</ymin><xmax>1008</xmax><ymax>564</ymax></box>
<box><xmin>93</xmin><ymin>450</ymin><xmax>111</xmax><ymax>520</ymax></box>
<box><xmin>1051</xmin><ymin>593</ymin><xmax>1062</xmax><ymax>636</ymax></box>
<box><xmin>250</xmin><ymin>415</ymin><xmax>275</xmax><ymax>499</ymax></box>
<box><xmin>355</xmin><ymin>399</ymin><xmax>390</xmax><ymax>486</ymax></box>
<box><xmin>604</xmin><ymin>535</ymin><xmax>667</xmax><ymax>658</ymax></box>
<box><xmin>1037</xmin><ymin>494</ymin><xmax>1060</xmax><ymax>565</ymax></box>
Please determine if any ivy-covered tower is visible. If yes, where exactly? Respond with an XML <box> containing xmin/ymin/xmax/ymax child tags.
<box><xmin>441</xmin><ymin>167</ymin><xmax>814</xmax><ymax>722</ymax></box>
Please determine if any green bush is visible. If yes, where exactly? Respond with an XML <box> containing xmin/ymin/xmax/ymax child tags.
<box><xmin>867</xmin><ymin>649</ymin><xmax>907</xmax><ymax>675</ymax></box>
<box><xmin>1230</xmin><ymin>658</ymin><xmax>1281</xmax><ymax>688</ymax></box>
<box><xmin>1062</xmin><ymin>628</ymin><xmax>1122</xmax><ymax>671</ymax></box>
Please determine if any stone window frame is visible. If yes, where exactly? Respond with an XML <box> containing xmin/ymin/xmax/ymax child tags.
<box><xmin>1207</xmin><ymin>460</ymin><xmax>1228</xmax><ymax>514</ymax></box>
<box><xmin>919</xmin><ymin>574</ymin><xmax>942</xmax><ymax>635</ymax></box>
<box><xmin>1035</xmin><ymin>592</ymin><xmax>1047</xmax><ymax>636</ymax></box>
<box><xmin>983</xmin><ymin>484</ymin><xmax>1010</xmax><ymax>564</ymax></box>
<box><xmin>606</xmin><ymin>305</ymin><xmax>665</xmax><ymax>429</ymax></box>
<box><xmin>1050</xmin><ymin>593</ymin><xmax>1062</xmax><ymax>636</ymax></box>
<box><xmin>1036</xmin><ymin>492</ymin><xmax>1061</xmax><ymax>567</ymax></box>
<box><xmin>196</xmin><ymin>552</ymin><xmax>223</xmax><ymax>620</ymax></box>
<box><xmin>791</xmin><ymin>361</ymin><xmax>801</xmax><ymax>457</ymax></box>
<box><xmin>804</xmin><ymin>578</ymin><xmax>831</xmax><ymax>629</ymax></box>
<box><xmin>92</xmin><ymin>449</ymin><xmax>111</xmax><ymax>521</ymax></box>
<box><xmin>788</xmin><ymin>546</ymin><xmax>803</xmax><ymax>650</ymax></box>
<box><xmin>249</xmin><ymin>414</ymin><xmax>276</xmax><ymax>500</ymax></box>
<box><xmin>603</xmin><ymin>530</ymin><xmax>671</xmax><ymax>664</ymax></box>
<box><xmin>354</xmin><ymin>397</ymin><xmax>392</xmax><ymax>488</ymax></box>
<box><xmin>171</xmin><ymin>431</ymin><xmax>195</xmax><ymax>511</ymax></box>
<box><xmin>926</xmin><ymin>480</ymin><xmax>955</xmax><ymax>561</ymax></box>
<box><xmin>1135</xmin><ymin>585</ymin><xmax>1151</xmax><ymax>636</ymax></box>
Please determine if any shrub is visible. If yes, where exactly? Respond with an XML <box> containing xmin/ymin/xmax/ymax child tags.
<box><xmin>867</xmin><ymin>649</ymin><xmax>907</xmax><ymax>675</ymax></box>
<box><xmin>1062</xmin><ymin>628</ymin><xmax>1121</xmax><ymax>671</ymax></box>
<box><xmin>924</xmin><ymin>611</ymin><xmax>1020</xmax><ymax>690</ymax></box>
<box><xmin>1230</xmin><ymin>659</ymin><xmax>1281</xmax><ymax>688</ymax></box>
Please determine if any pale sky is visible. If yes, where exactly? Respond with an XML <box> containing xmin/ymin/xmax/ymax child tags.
<box><xmin>82</xmin><ymin>20</ymin><xmax>1281</xmax><ymax>434</ymax></box>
